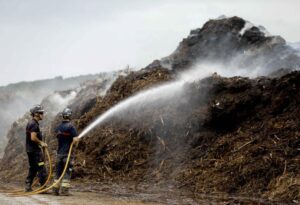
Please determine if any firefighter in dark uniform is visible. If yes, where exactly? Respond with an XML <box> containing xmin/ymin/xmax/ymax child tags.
<box><xmin>52</xmin><ymin>108</ymin><xmax>79</xmax><ymax>196</ymax></box>
<box><xmin>25</xmin><ymin>104</ymin><xmax>48</xmax><ymax>192</ymax></box>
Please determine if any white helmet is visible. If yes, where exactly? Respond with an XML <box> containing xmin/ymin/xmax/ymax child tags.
<box><xmin>62</xmin><ymin>108</ymin><xmax>72</xmax><ymax>119</ymax></box>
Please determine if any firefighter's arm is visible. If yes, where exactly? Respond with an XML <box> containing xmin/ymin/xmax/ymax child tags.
<box><xmin>71</xmin><ymin>126</ymin><xmax>79</xmax><ymax>145</ymax></box>
<box><xmin>31</xmin><ymin>132</ymin><xmax>47</xmax><ymax>147</ymax></box>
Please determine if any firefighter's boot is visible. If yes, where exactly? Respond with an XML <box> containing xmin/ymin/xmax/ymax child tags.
<box><xmin>52</xmin><ymin>180</ymin><xmax>60</xmax><ymax>196</ymax></box>
<box><xmin>60</xmin><ymin>187</ymin><xmax>71</xmax><ymax>196</ymax></box>
<box><xmin>60</xmin><ymin>180</ymin><xmax>71</xmax><ymax>196</ymax></box>
<box><xmin>25</xmin><ymin>182</ymin><xmax>32</xmax><ymax>192</ymax></box>
<box><xmin>52</xmin><ymin>187</ymin><xmax>60</xmax><ymax>196</ymax></box>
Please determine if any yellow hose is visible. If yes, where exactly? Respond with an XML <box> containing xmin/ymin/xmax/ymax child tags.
<box><xmin>6</xmin><ymin>147</ymin><xmax>51</xmax><ymax>194</ymax></box>
<box><xmin>8</xmin><ymin>147</ymin><xmax>53</xmax><ymax>196</ymax></box>
<box><xmin>9</xmin><ymin>178</ymin><xmax>39</xmax><ymax>194</ymax></box>
<box><xmin>10</xmin><ymin>142</ymin><xmax>74</xmax><ymax>197</ymax></box>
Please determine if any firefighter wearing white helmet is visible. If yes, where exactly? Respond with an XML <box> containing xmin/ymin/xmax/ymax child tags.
<box><xmin>52</xmin><ymin>108</ymin><xmax>79</xmax><ymax>196</ymax></box>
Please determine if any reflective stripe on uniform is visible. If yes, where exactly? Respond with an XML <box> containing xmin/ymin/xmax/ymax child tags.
<box><xmin>38</xmin><ymin>162</ymin><xmax>45</xmax><ymax>166</ymax></box>
<box><xmin>58</xmin><ymin>131</ymin><xmax>71</xmax><ymax>136</ymax></box>
<box><xmin>61</xmin><ymin>182</ymin><xmax>70</xmax><ymax>188</ymax></box>
<box><xmin>61</xmin><ymin>179</ymin><xmax>70</xmax><ymax>188</ymax></box>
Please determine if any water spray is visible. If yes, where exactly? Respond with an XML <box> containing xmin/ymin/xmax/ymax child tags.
<box><xmin>77</xmin><ymin>81</ymin><xmax>186</xmax><ymax>139</ymax></box>
<box><xmin>77</xmin><ymin>63</ymin><xmax>238</xmax><ymax>139</ymax></box>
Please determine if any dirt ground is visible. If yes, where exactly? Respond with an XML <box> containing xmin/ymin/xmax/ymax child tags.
<box><xmin>0</xmin><ymin>192</ymin><xmax>165</xmax><ymax>205</ymax></box>
<box><xmin>0</xmin><ymin>182</ymin><xmax>288</xmax><ymax>205</ymax></box>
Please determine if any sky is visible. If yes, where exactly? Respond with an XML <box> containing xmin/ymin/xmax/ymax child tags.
<box><xmin>0</xmin><ymin>0</ymin><xmax>299</xmax><ymax>86</ymax></box>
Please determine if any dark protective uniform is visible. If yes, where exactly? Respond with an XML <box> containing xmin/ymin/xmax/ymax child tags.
<box><xmin>54</xmin><ymin>121</ymin><xmax>77</xmax><ymax>190</ymax></box>
<box><xmin>25</xmin><ymin>119</ymin><xmax>47</xmax><ymax>187</ymax></box>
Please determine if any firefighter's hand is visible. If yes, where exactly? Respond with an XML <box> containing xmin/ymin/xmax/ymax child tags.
<box><xmin>73</xmin><ymin>137</ymin><xmax>80</xmax><ymax>145</ymax></box>
<box><xmin>40</xmin><ymin>142</ymin><xmax>48</xmax><ymax>148</ymax></box>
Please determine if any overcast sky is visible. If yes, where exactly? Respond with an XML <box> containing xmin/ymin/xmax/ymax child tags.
<box><xmin>0</xmin><ymin>0</ymin><xmax>299</xmax><ymax>86</ymax></box>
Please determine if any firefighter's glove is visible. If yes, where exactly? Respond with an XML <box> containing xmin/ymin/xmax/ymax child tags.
<box><xmin>73</xmin><ymin>137</ymin><xmax>80</xmax><ymax>146</ymax></box>
<box><xmin>40</xmin><ymin>142</ymin><xmax>48</xmax><ymax>148</ymax></box>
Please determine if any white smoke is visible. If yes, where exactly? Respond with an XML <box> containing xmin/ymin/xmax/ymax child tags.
<box><xmin>239</xmin><ymin>21</ymin><xmax>254</xmax><ymax>36</ymax></box>
<box><xmin>288</xmin><ymin>42</ymin><xmax>300</xmax><ymax>55</ymax></box>
<box><xmin>179</xmin><ymin>62</ymin><xmax>255</xmax><ymax>82</ymax></box>
<box><xmin>216</xmin><ymin>15</ymin><xmax>227</xmax><ymax>20</ymax></box>
<box><xmin>239</xmin><ymin>20</ymin><xmax>270</xmax><ymax>37</ymax></box>
<box><xmin>0</xmin><ymin>74</ymin><xmax>104</xmax><ymax>152</ymax></box>
<box><xmin>51</xmin><ymin>91</ymin><xmax>77</xmax><ymax>107</ymax></box>
<box><xmin>44</xmin><ymin>91</ymin><xmax>77</xmax><ymax>116</ymax></box>
<box><xmin>77</xmin><ymin>69</ymin><xmax>132</xmax><ymax>98</ymax></box>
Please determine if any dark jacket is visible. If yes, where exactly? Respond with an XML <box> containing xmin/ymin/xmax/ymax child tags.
<box><xmin>55</xmin><ymin>121</ymin><xmax>77</xmax><ymax>155</ymax></box>
<box><xmin>26</xmin><ymin>119</ymin><xmax>43</xmax><ymax>152</ymax></box>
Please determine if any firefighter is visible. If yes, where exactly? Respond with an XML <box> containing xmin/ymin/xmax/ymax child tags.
<box><xmin>25</xmin><ymin>104</ymin><xmax>48</xmax><ymax>192</ymax></box>
<box><xmin>52</xmin><ymin>108</ymin><xmax>79</xmax><ymax>196</ymax></box>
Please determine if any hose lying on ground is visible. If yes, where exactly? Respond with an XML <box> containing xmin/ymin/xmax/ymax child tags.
<box><xmin>9</xmin><ymin>179</ymin><xmax>39</xmax><ymax>194</ymax></box>
<box><xmin>1</xmin><ymin>148</ymin><xmax>53</xmax><ymax>194</ymax></box>
<box><xmin>8</xmin><ymin>147</ymin><xmax>53</xmax><ymax>196</ymax></box>
<box><xmin>9</xmin><ymin>142</ymin><xmax>74</xmax><ymax>197</ymax></box>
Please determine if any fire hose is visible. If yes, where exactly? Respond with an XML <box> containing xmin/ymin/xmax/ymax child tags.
<box><xmin>4</xmin><ymin>147</ymin><xmax>50</xmax><ymax>194</ymax></box>
<box><xmin>8</xmin><ymin>147</ymin><xmax>52</xmax><ymax>196</ymax></box>
<box><xmin>8</xmin><ymin>142</ymin><xmax>74</xmax><ymax>197</ymax></box>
